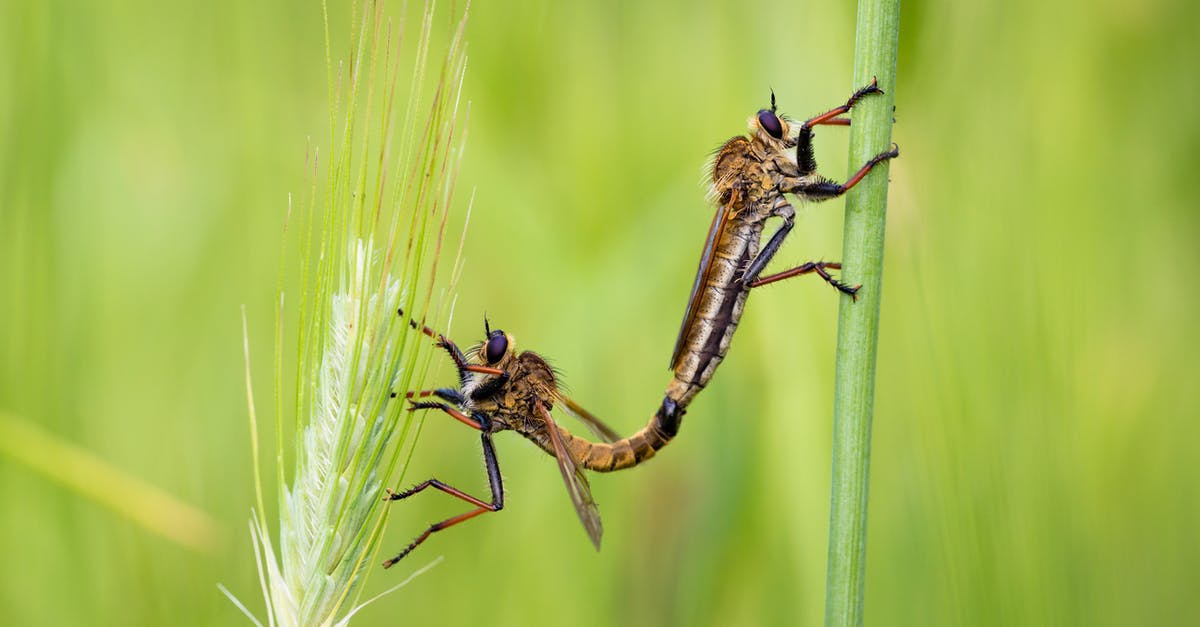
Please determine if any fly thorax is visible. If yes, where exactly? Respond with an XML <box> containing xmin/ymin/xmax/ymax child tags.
<box><xmin>520</xmin><ymin>408</ymin><xmax>548</xmax><ymax>435</ymax></box>
<box><xmin>462</xmin><ymin>394</ymin><xmax>496</xmax><ymax>416</ymax></box>
<box><xmin>743</xmin><ymin>181</ymin><xmax>779</xmax><ymax>217</ymax></box>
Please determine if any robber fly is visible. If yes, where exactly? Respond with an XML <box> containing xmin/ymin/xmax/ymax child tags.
<box><xmin>383</xmin><ymin>313</ymin><xmax>678</xmax><ymax>567</ymax></box>
<box><xmin>655</xmin><ymin>79</ymin><xmax>899</xmax><ymax>430</ymax></box>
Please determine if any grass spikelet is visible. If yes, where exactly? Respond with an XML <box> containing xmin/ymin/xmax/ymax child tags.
<box><xmin>231</xmin><ymin>2</ymin><xmax>472</xmax><ymax>625</ymax></box>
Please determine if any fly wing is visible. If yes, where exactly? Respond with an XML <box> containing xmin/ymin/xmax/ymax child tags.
<box><xmin>670</xmin><ymin>201</ymin><xmax>731</xmax><ymax>370</ymax></box>
<box><xmin>539</xmin><ymin>404</ymin><xmax>603</xmax><ymax>550</ymax></box>
<box><xmin>555</xmin><ymin>391</ymin><xmax>621</xmax><ymax>443</ymax></box>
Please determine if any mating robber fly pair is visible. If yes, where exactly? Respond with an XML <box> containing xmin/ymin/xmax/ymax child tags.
<box><xmin>383</xmin><ymin>79</ymin><xmax>898</xmax><ymax>567</ymax></box>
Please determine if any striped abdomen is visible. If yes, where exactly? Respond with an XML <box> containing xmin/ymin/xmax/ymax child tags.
<box><xmin>527</xmin><ymin>403</ymin><xmax>679</xmax><ymax>473</ymax></box>
<box><xmin>667</xmin><ymin>217</ymin><xmax>761</xmax><ymax>408</ymax></box>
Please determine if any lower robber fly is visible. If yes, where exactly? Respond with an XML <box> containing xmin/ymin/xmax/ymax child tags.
<box><xmin>383</xmin><ymin>312</ymin><xmax>679</xmax><ymax>567</ymax></box>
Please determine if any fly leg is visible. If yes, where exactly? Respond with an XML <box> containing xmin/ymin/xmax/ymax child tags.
<box><xmin>383</xmin><ymin>412</ymin><xmax>505</xmax><ymax>567</ymax></box>
<box><xmin>750</xmin><ymin>262</ymin><xmax>859</xmax><ymax>299</ymax></box>
<box><xmin>394</xmin><ymin>387</ymin><xmax>464</xmax><ymax>402</ymax></box>
<box><xmin>789</xmin><ymin>144</ymin><xmax>899</xmax><ymax>201</ymax></box>
<box><xmin>804</xmin><ymin>78</ymin><xmax>883</xmax><ymax>128</ymax></box>
<box><xmin>397</xmin><ymin>307</ymin><xmax>504</xmax><ymax>387</ymax></box>
<box><xmin>469</xmin><ymin>371</ymin><xmax>510</xmax><ymax>401</ymax></box>
<box><xmin>397</xmin><ymin>307</ymin><xmax>473</xmax><ymax>386</ymax></box>
<box><xmin>397</xmin><ymin>383</ymin><xmax>511</xmax><ymax>405</ymax></box>
<box><xmin>406</xmin><ymin>400</ymin><xmax>485</xmax><ymax>430</ymax></box>
<box><xmin>741</xmin><ymin>199</ymin><xmax>859</xmax><ymax>298</ymax></box>
<box><xmin>757</xmin><ymin>143</ymin><xmax>899</xmax><ymax>299</ymax></box>
<box><xmin>741</xmin><ymin>200</ymin><xmax>795</xmax><ymax>285</ymax></box>
<box><xmin>796</xmin><ymin>78</ymin><xmax>884</xmax><ymax>175</ymax></box>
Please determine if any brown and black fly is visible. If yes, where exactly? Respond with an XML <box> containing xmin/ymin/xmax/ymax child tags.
<box><xmin>655</xmin><ymin>78</ymin><xmax>899</xmax><ymax>433</ymax></box>
<box><xmin>383</xmin><ymin>313</ymin><xmax>676</xmax><ymax>567</ymax></box>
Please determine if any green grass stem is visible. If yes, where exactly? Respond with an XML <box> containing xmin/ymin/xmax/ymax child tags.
<box><xmin>824</xmin><ymin>0</ymin><xmax>901</xmax><ymax>624</ymax></box>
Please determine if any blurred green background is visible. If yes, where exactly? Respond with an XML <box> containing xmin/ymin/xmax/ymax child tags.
<box><xmin>3</xmin><ymin>0</ymin><xmax>1198</xmax><ymax>625</ymax></box>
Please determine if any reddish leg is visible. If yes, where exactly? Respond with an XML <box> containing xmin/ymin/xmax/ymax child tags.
<box><xmin>394</xmin><ymin>387</ymin><xmax>463</xmax><ymax>402</ymax></box>
<box><xmin>749</xmin><ymin>261</ymin><xmax>860</xmax><ymax>300</ymax></box>
<box><xmin>803</xmin><ymin>77</ymin><xmax>882</xmax><ymax>128</ymax></box>
<box><xmin>790</xmin><ymin>144</ymin><xmax>899</xmax><ymax>200</ymax></box>
<box><xmin>396</xmin><ymin>308</ymin><xmax>503</xmax><ymax>388</ymax></box>
<box><xmin>383</xmin><ymin>427</ymin><xmax>504</xmax><ymax>567</ymax></box>
<box><xmin>796</xmin><ymin>78</ymin><xmax>884</xmax><ymax>175</ymax></box>
<box><xmin>408</xmin><ymin>400</ymin><xmax>484</xmax><ymax>430</ymax></box>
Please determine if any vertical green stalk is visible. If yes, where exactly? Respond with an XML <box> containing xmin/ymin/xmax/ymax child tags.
<box><xmin>824</xmin><ymin>0</ymin><xmax>900</xmax><ymax>625</ymax></box>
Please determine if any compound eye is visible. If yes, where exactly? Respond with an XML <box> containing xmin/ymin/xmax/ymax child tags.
<box><xmin>757</xmin><ymin>109</ymin><xmax>784</xmax><ymax>139</ymax></box>
<box><xmin>484</xmin><ymin>331</ymin><xmax>508</xmax><ymax>364</ymax></box>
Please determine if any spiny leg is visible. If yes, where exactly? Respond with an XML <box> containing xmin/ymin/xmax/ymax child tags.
<box><xmin>738</xmin><ymin>199</ymin><xmax>858</xmax><ymax>297</ymax></box>
<box><xmin>754</xmin><ymin>114</ymin><xmax>883</xmax><ymax>294</ymax></box>
<box><xmin>749</xmin><ymin>261</ymin><xmax>860</xmax><ymax>299</ymax></box>
<box><xmin>745</xmin><ymin>144</ymin><xmax>895</xmax><ymax>291</ymax></box>
<box><xmin>396</xmin><ymin>307</ymin><xmax>503</xmax><ymax>386</ymax></box>
<box><xmin>396</xmin><ymin>307</ymin><xmax>442</xmax><ymax>340</ymax></box>
<box><xmin>401</xmin><ymin>370</ymin><xmax>508</xmax><ymax>404</ymax></box>
<box><xmin>797</xmin><ymin>78</ymin><xmax>884</xmax><ymax>175</ymax></box>
<box><xmin>408</xmin><ymin>400</ymin><xmax>484</xmax><ymax>430</ymax></box>
<box><xmin>790</xmin><ymin>144</ymin><xmax>899</xmax><ymax>200</ymax></box>
<box><xmin>740</xmin><ymin>203</ymin><xmax>858</xmax><ymax>297</ymax></box>
<box><xmin>382</xmin><ymin>426</ymin><xmax>504</xmax><ymax>567</ymax></box>
<box><xmin>397</xmin><ymin>307</ymin><xmax>472</xmax><ymax>385</ymax></box>
<box><xmin>805</xmin><ymin>78</ymin><xmax>883</xmax><ymax>128</ymax></box>
<box><xmin>469</xmin><ymin>371</ymin><xmax>509</xmax><ymax>401</ymax></box>
<box><xmin>393</xmin><ymin>387</ymin><xmax>465</xmax><ymax>403</ymax></box>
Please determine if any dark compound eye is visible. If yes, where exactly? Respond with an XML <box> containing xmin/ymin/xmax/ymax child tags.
<box><xmin>757</xmin><ymin>109</ymin><xmax>784</xmax><ymax>139</ymax></box>
<box><xmin>484</xmin><ymin>331</ymin><xmax>508</xmax><ymax>364</ymax></box>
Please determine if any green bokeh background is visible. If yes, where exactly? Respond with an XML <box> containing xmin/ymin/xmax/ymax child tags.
<box><xmin>3</xmin><ymin>0</ymin><xmax>1197</xmax><ymax>625</ymax></box>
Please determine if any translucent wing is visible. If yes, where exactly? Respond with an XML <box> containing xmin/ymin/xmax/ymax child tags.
<box><xmin>538</xmin><ymin>404</ymin><xmax>603</xmax><ymax>550</ymax></box>
<box><xmin>669</xmin><ymin>201</ymin><xmax>731</xmax><ymax>370</ymax></box>
<box><xmin>555</xmin><ymin>391</ymin><xmax>620</xmax><ymax>443</ymax></box>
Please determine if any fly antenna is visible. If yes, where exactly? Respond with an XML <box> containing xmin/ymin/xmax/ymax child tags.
<box><xmin>484</xmin><ymin>313</ymin><xmax>491</xmax><ymax>336</ymax></box>
<box><xmin>769</xmin><ymin>88</ymin><xmax>777</xmax><ymax>113</ymax></box>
